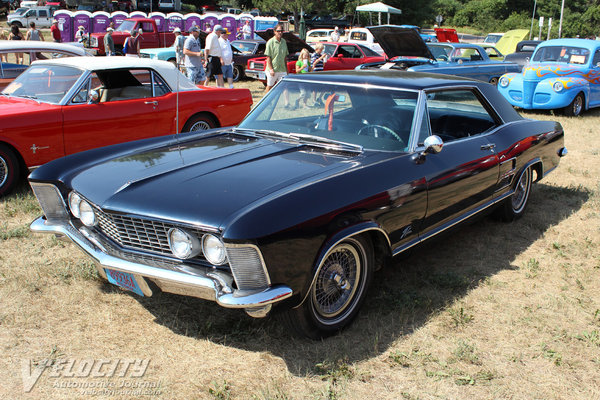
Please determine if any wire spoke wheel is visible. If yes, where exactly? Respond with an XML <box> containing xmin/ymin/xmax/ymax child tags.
<box><xmin>0</xmin><ymin>155</ymin><xmax>8</xmax><ymax>188</ymax></box>
<box><xmin>511</xmin><ymin>166</ymin><xmax>531</xmax><ymax>214</ymax></box>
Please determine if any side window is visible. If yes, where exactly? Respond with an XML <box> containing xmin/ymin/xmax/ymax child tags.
<box><xmin>593</xmin><ymin>50</ymin><xmax>600</xmax><ymax>67</ymax></box>
<box><xmin>141</xmin><ymin>22</ymin><xmax>153</xmax><ymax>32</ymax></box>
<box><xmin>416</xmin><ymin>106</ymin><xmax>431</xmax><ymax>147</ymax></box>
<box><xmin>152</xmin><ymin>71</ymin><xmax>170</xmax><ymax>96</ymax></box>
<box><xmin>39</xmin><ymin>10</ymin><xmax>47</xmax><ymax>17</ymax></box>
<box><xmin>71</xmin><ymin>73</ymin><xmax>101</xmax><ymax>104</ymax></box>
<box><xmin>426</xmin><ymin>89</ymin><xmax>497</xmax><ymax>143</ymax></box>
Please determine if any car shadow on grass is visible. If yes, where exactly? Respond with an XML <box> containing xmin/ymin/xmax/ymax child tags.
<box><xmin>120</xmin><ymin>182</ymin><xmax>590</xmax><ymax>376</ymax></box>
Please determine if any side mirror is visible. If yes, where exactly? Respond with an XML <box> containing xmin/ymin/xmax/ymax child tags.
<box><xmin>337</xmin><ymin>54</ymin><xmax>344</xmax><ymax>58</ymax></box>
<box><xmin>88</xmin><ymin>89</ymin><xmax>99</xmax><ymax>103</ymax></box>
<box><xmin>423</xmin><ymin>135</ymin><xmax>443</xmax><ymax>155</ymax></box>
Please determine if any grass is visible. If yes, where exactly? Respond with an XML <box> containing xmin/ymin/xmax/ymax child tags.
<box><xmin>0</xmin><ymin>80</ymin><xmax>599</xmax><ymax>399</ymax></box>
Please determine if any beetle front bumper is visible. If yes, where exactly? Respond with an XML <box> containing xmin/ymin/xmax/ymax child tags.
<box><xmin>30</xmin><ymin>217</ymin><xmax>293</xmax><ymax>313</ymax></box>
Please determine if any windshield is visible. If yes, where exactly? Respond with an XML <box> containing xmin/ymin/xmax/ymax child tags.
<box><xmin>2</xmin><ymin>64</ymin><xmax>83</xmax><ymax>104</ymax></box>
<box><xmin>238</xmin><ymin>79</ymin><xmax>418</xmax><ymax>152</ymax></box>
<box><xmin>117</xmin><ymin>20</ymin><xmax>136</xmax><ymax>33</ymax></box>
<box><xmin>427</xmin><ymin>44</ymin><xmax>452</xmax><ymax>60</ymax></box>
<box><xmin>532</xmin><ymin>46</ymin><xmax>590</xmax><ymax>65</ymax></box>
<box><xmin>231</xmin><ymin>41</ymin><xmax>256</xmax><ymax>53</ymax></box>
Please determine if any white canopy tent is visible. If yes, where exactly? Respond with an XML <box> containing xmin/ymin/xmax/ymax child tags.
<box><xmin>355</xmin><ymin>2</ymin><xmax>402</xmax><ymax>25</ymax></box>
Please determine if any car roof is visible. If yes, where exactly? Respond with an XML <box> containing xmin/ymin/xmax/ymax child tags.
<box><xmin>30</xmin><ymin>57</ymin><xmax>199</xmax><ymax>91</ymax></box>
<box><xmin>0</xmin><ymin>40</ymin><xmax>87</xmax><ymax>55</ymax></box>
<box><xmin>538</xmin><ymin>38</ymin><xmax>600</xmax><ymax>50</ymax></box>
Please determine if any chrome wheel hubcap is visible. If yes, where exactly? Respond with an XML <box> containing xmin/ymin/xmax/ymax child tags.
<box><xmin>573</xmin><ymin>96</ymin><xmax>583</xmax><ymax>115</ymax></box>
<box><xmin>190</xmin><ymin>120</ymin><xmax>211</xmax><ymax>131</ymax></box>
<box><xmin>0</xmin><ymin>156</ymin><xmax>8</xmax><ymax>188</ymax></box>
<box><xmin>512</xmin><ymin>168</ymin><xmax>531</xmax><ymax>213</ymax></box>
<box><xmin>312</xmin><ymin>242</ymin><xmax>361</xmax><ymax>323</ymax></box>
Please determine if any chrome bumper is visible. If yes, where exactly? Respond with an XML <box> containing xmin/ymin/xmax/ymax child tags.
<box><xmin>30</xmin><ymin>217</ymin><xmax>292</xmax><ymax>311</ymax></box>
<box><xmin>244</xmin><ymin>70</ymin><xmax>266</xmax><ymax>80</ymax></box>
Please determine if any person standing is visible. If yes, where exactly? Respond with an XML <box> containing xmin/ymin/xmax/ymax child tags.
<box><xmin>104</xmin><ymin>27</ymin><xmax>115</xmax><ymax>56</ymax></box>
<box><xmin>183</xmin><ymin>26</ymin><xmax>206</xmax><ymax>85</ymax></box>
<box><xmin>75</xmin><ymin>26</ymin><xmax>86</xmax><ymax>43</ymax></box>
<box><xmin>204</xmin><ymin>24</ymin><xmax>224</xmax><ymax>87</ymax></box>
<box><xmin>8</xmin><ymin>25</ymin><xmax>24</xmax><ymax>64</ymax></box>
<box><xmin>50</xmin><ymin>20</ymin><xmax>61</xmax><ymax>43</ymax></box>
<box><xmin>173</xmin><ymin>27</ymin><xmax>186</xmax><ymax>71</ymax></box>
<box><xmin>310</xmin><ymin>42</ymin><xmax>328</xmax><ymax>107</ymax></box>
<box><xmin>123</xmin><ymin>30</ymin><xmax>140</xmax><ymax>57</ymax></box>
<box><xmin>218</xmin><ymin>29</ymin><xmax>234</xmax><ymax>88</ymax></box>
<box><xmin>264</xmin><ymin>24</ymin><xmax>288</xmax><ymax>93</ymax></box>
<box><xmin>242</xmin><ymin>20</ymin><xmax>252</xmax><ymax>40</ymax></box>
<box><xmin>330</xmin><ymin>26</ymin><xmax>340</xmax><ymax>42</ymax></box>
<box><xmin>26</xmin><ymin>22</ymin><xmax>44</xmax><ymax>41</ymax></box>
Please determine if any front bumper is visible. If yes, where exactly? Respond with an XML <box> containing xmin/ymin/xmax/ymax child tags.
<box><xmin>244</xmin><ymin>69</ymin><xmax>266</xmax><ymax>81</ymax></box>
<box><xmin>30</xmin><ymin>217</ymin><xmax>292</xmax><ymax>312</ymax></box>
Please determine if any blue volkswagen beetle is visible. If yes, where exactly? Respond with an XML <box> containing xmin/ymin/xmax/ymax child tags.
<box><xmin>498</xmin><ymin>38</ymin><xmax>600</xmax><ymax>116</ymax></box>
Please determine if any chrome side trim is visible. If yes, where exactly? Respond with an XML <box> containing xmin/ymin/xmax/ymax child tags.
<box><xmin>30</xmin><ymin>217</ymin><xmax>292</xmax><ymax>309</ymax></box>
<box><xmin>392</xmin><ymin>190</ymin><xmax>513</xmax><ymax>257</ymax></box>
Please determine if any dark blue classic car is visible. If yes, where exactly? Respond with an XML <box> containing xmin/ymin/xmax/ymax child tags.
<box><xmin>358</xmin><ymin>26</ymin><xmax>521</xmax><ymax>85</ymax></box>
<box><xmin>29</xmin><ymin>71</ymin><xmax>567</xmax><ymax>339</ymax></box>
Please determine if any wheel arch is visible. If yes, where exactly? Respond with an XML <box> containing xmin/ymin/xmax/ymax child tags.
<box><xmin>519</xmin><ymin>157</ymin><xmax>543</xmax><ymax>184</ymax></box>
<box><xmin>0</xmin><ymin>140</ymin><xmax>27</xmax><ymax>176</ymax></box>
<box><xmin>182</xmin><ymin>111</ymin><xmax>220</xmax><ymax>132</ymax></box>
<box><xmin>296</xmin><ymin>221</ymin><xmax>390</xmax><ymax>308</ymax></box>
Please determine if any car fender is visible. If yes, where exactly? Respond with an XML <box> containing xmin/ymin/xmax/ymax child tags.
<box><xmin>536</xmin><ymin>78</ymin><xmax>589</xmax><ymax>109</ymax></box>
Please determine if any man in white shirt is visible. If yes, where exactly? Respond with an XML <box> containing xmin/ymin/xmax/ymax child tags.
<box><xmin>242</xmin><ymin>20</ymin><xmax>252</xmax><ymax>40</ymax></box>
<box><xmin>218</xmin><ymin>29</ymin><xmax>234</xmax><ymax>88</ymax></box>
<box><xmin>205</xmin><ymin>24</ymin><xmax>224</xmax><ymax>87</ymax></box>
<box><xmin>330</xmin><ymin>26</ymin><xmax>340</xmax><ymax>42</ymax></box>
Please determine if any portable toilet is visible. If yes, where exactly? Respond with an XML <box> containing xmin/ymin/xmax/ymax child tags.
<box><xmin>184</xmin><ymin>13</ymin><xmax>201</xmax><ymax>33</ymax></box>
<box><xmin>111</xmin><ymin>11</ymin><xmax>128</xmax><ymax>29</ymax></box>
<box><xmin>72</xmin><ymin>10</ymin><xmax>92</xmax><ymax>38</ymax></box>
<box><xmin>237</xmin><ymin>13</ymin><xmax>254</xmax><ymax>39</ymax></box>
<box><xmin>219</xmin><ymin>13</ymin><xmax>236</xmax><ymax>41</ymax></box>
<box><xmin>166</xmin><ymin>12</ymin><xmax>184</xmax><ymax>32</ymax></box>
<box><xmin>53</xmin><ymin>9</ymin><xmax>73</xmax><ymax>42</ymax></box>
<box><xmin>202</xmin><ymin>12</ymin><xmax>218</xmax><ymax>33</ymax></box>
<box><xmin>91</xmin><ymin>11</ymin><xmax>111</xmax><ymax>33</ymax></box>
<box><xmin>149</xmin><ymin>12</ymin><xmax>167</xmax><ymax>32</ymax></box>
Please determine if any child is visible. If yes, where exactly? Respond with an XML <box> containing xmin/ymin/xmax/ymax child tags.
<box><xmin>294</xmin><ymin>49</ymin><xmax>312</xmax><ymax>108</ymax></box>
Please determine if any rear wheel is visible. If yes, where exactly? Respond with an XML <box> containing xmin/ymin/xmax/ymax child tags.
<box><xmin>563</xmin><ymin>93</ymin><xmax>584</xmax><ymax>116</ymax></box>
<box><xmin>0</xmin><ymin>144</ymin><xmax>21</xmax><ymax>197</ymax></box>
<box><xmin>233</xmin><ymin>65</ymin><xmax>243</xmax><ymax>82</ymax></box>
<box><xmin>494</xmin><ymin>166</ymin><xmax>532</xmax><ymax>221</ymax></box>
<box><xmin>282</xmin><ymin>235</ymin><xmax>374</xmax><ymax>339</ymax></box>
<box><xmin>182</xmin><ymin>113</ymin><xmax>217</xmax><ymax>132</ymax></box>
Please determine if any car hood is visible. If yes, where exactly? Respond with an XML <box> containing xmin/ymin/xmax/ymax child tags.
<box><xmin>70</xmin><ymin>131</ymin><xmax>364</xmax><ymax>230</ymax></box>
<box><xmin>522</xmin><ymin>63</ymin><xmax>592</xmax><ymax>80</ymax></box>
<box><xmin>255</xmin><ymin>29</ymin><xmax>314</xmax><ymax>53</ymax></box>
<box><xmin>368</xmin><ymin>25</ymin><xmax>435</xmax><ymax>61</ymax></box>
<box><xmin>0</xmin><ymin>96</ymin><xmax>58</xmax><ymax>115</ymax></box>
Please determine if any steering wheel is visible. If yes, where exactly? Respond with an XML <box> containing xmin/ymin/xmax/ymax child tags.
<box><xmin>357</xmin><ymin>124</ymin><xmax>404</xmax><ymax>143</ymax></box>
<box><xmin>437</xmin><ymin>55</ymin><xmax>448</xmax><ymax>61</ymax></box>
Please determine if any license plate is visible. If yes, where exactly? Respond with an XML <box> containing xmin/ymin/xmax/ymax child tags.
<box><xmin>105</xmin><ymin>268</ymin><xmax>145</xmax><ymax>296</ymax></box>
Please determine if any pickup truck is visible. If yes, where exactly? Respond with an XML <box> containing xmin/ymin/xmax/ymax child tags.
<box><xmin>88</xmin><ymin>18</ymin><xmax>176</xmax><ymax>56</ymax></box>
<box><xmin>7</xmin><ymin>6</ymin><xmax>54</xmax><ymax>28</ymax></box>
<box><xmin>304</xmin><ymin>15</ymin><xmax>350</xmax><ymax>30</ymax></box>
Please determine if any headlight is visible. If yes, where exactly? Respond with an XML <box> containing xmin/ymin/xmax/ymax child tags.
<box><xmin>68</xmin><ymin>192</ymin><xmax>82</xmax><ymax>218</ymax></box>
<box><xmin>202</xmin><ymin>234</ymin><xmax>227</xmax><ymax>265</ymax></box>
<box><xmin>553</xmin><ymin>81</ymin><xmax>564</xmax><ymax>92</ymax></box>
<box><xmin>168</xmin><ymin>228</ymin><xmax>201</xmax><ymax>259</ymax></box>
<box><xmin>79</xmin><ymin>200</ymin><xmax>97</xmax><ymax>227</ymax></box>
<box><xmin>499</xmin><ymin>76</ymin><xmax>509</xmax><ymax>88</ymax></box>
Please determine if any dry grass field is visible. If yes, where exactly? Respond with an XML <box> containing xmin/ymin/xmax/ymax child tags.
<box><xmin>1</xmin><ymin>79</ymin><xmax>599</xmax><ymax>400</ymax></box>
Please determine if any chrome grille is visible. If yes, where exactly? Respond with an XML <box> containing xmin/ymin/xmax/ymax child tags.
<box><xmin>94</xmin><ymin>207</ymin><xmax>189</xmax><ymax>256</ymax></box>
<box><xmin>226</xmin><ymin>246</ymin><xmax>270</xmax><ymax>290</ymax></box>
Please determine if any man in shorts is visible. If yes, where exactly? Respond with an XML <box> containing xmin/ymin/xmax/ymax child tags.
<box><xmin>218</xmin><ymin>29</ymin><xmax>234</xmax><ymax>88</ymax></box>
<box><xmin>183</xmin><ymin>26</ymin><xmax>206</xmax><ymax>85</ymax></box>
<box><xmin>264</xmin><ymin>24</ymin><xmax>288</xmax><ymax>93</ymax></box>
<box><xmin>204</xmin><ymin>24</ymin><xmax>224</xmax><ymax>87</ymax></box>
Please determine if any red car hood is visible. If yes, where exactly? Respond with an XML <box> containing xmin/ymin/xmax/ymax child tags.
<box><xmin>0</xmin><ymin>96</ymin><xmax>58</xmax><ymax>116</ymax></box>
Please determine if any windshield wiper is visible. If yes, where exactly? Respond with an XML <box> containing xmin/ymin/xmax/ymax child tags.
<box><xmin>289</xmin><ymin>133</ymin><xmax>363</xmax><ymax>153</ymax></box>
<box><xmin>17</xmin><ymin>94</ymin><xmax>39</xmax><ymax>100</ymax></box>
<box><xmin>233</xmin><ymin>127</ymin><xmax>292</xmax><ymax>140</ymax></box>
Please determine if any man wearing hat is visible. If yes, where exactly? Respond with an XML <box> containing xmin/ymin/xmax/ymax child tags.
<box><xmin>204</xmin><ymin>24</ymin><xmax>224</xmax><ymax>87</ymax></box>
<box><xmin>50</xmin><ymin>20</ymin><xmax>61</xmax><ymax>43</ymax></box>
<box><xmin>173</xmin><ymin>27</ymin><xmax>186</xmax><ymax>71</ymax></box>
<box><xmin>104</xmin><ymin>27</ymin><xmax>115</xmax><ymax>56</ymax></box>
<box><xmin>183</xmin><ymin>26</ymin><xmax>206</xmax><ymax>85</ymax></box>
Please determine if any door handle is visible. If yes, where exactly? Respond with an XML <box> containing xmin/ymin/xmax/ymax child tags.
<box><xmin>481</xmin><ymin>143</ymin><xmax>496</xmax><ymax>151</ymax></box>
<box><xmin>144</xmin><ymin>101</ymin><xmax>158</xmax><ymax>106</ymax></box>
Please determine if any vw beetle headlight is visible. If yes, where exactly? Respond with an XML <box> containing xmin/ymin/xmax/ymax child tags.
<box><xmin>499</xmin><ymin>76</ymin><xmax>509</xmax><ymax>88</ymax></box>
<box><xmin>68</xmin><ymin>192</ymin><xmax>82</xmax><ymax>218</ymax></box>
<box><xmin>202</xmin><ymin>234</ymin><xmax>227</xmax><ymax>265</ymax></box>
<box><xmin>168</xmin><ymin>228</ymin><xmax>201</xmax><ymax>259</ymax></box>
<box><xmin>553</xmin><ymin>81</ymin><xmax>564</xmax><ymax>92</ymax></box>
<box><xmin>79</xmin><ymin>200</ymin><xmax>97</xmax><ymax>227</ymax></box>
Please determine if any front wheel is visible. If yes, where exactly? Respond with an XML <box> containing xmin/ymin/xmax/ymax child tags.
<box><xmin>0</xmin><ymin>144</ymin><xmax>21</xmax><ymax>197</ymax></box>
<box><xmin>232</xmin><ymin>65</ymin><xmax>243</xmax><ymax>82</ymax></box>
<box><xmin>282</xmin><ymin>235</ymin><xmax>374</xmax><ymax>339</ymax></box>
<box><xmin>563</xmin><ymin>93</ymin><xmax>584</xmax><ymax>116</ymax></box>
<box><xmin>182</xmin><ymin>113</ymin><xmax>217</xmax><ymax>132</ymax></box>
<box><xmin>494</xmin><ymin>165</ymin><xmax>532</xmax><ymax>221</ymax></box>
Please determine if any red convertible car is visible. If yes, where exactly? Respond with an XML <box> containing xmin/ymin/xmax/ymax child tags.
<box><xmin>245</xmin><ymin>29</ymin><xmax>385</xmax><ymax>83</ymax></box>
<box><xmin>0</xmin><ymin>57</ymin><xmax>252</xmax><ymax>196</ymax></box>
